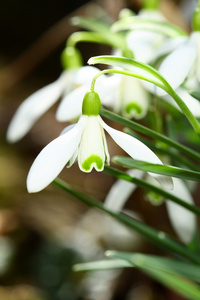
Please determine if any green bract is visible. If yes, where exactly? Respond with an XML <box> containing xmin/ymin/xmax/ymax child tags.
<box><xmin>82</xmin><ymin>90</ymin><xmax>101</xmax><ymax>116</ymax></box>
<box><xmin>61</xmin><ymin>46</ymin><xmax>83</xmax><ymax>70</ymax></box>
<box><xmin>143</xmin><ymin>0</ymin><xmax>160</xmax><ymax>10</ymax></box>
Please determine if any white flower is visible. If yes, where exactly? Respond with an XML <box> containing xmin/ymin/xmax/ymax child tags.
<box><xmin>27</xmin><ymin>91</ymin><xmax>173</xmax><ymax>193</ymax></box>
<box><xmin>105</xmin><ymin>75</ymin><xmax>150</xmax><ymax>120</ymax></box>
<box><xmin>56</xmin><ymin>74</ymin><xmax>150</xmax><ymax>122</ymax></box>
<box><xmin>104</xmin><ymin>171</ymin><xmax>196</xmax><ymax>244</ymax></box>
<box><xmin>157</xmin><ymin>31</ymin><xmax>200</xmax><ymax>94</ymax></box>
<box><xmin>6</xmin><ymin>66</ymin><xmax>102</xmax><ymax>143</ymax></box>
<box><xmin>126</xmin><ymin>9</ymin><xmax>167</xmax><ymax>64</ymax></box>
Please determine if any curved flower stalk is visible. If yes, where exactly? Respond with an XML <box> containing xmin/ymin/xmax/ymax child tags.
<box><xmin>104</xmin><ymin>172</ymin><xmax>196</xmax><ymax>244</ymax></box>
<box><xmin>27</xmin><ymin>90</ymin><xmax>173</xmax><ymax>193</ymax></box>
<box><xmin>6</xmin><ymin>55</ymin><xmax>102</xmax><ymax>142</ymax></box>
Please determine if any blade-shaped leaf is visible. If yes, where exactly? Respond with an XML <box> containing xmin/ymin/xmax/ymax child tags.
<box><xmin>106</xmin><ymin>251</ymin><xmax>200</xmax><ymax>300</ymax></box>
<box><xmin>73</xmin><ymin>259</ymin><xmax>132</xmax><ymax>272</ymax></box>
<box><xmin>53</xmin><ymin>178</ymin><xmax>200</xmax><ymax>264</ymax></box>
<box><xmin>113</xmin><ymin>156</ymin><xmax>200</xmax><ymax>181</ymax></box>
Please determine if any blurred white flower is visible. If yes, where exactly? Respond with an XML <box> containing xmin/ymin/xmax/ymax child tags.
<box><xmin>104</xmin><ymin>171</ymin><xmax>196</xmax><ymax>244</ymax></box>
<box><xmin>6</xmin><ymin>66</ymin><xmax>102</xmax><ymax>143</ymax></box>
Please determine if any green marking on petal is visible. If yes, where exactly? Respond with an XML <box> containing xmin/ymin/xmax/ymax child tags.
<box><xmin>125</xmin><ymin>102</ymin><xmax>143</xmax><ymax>115</ymax></box>
<box><xmin>82</xmin><ymin>155</ymin><xmax>103</xmax><ymax>172</ymax></box>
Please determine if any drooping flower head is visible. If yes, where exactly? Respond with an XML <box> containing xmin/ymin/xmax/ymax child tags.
<box><xmin>27</xmin><ymin>90</ymin><xmax>173</xmax><ymax>193</ymax></box>
<box><xmin>6</xmin><ymin>46</ymin><xmax>105</xmax><ymax>143</ymax></box>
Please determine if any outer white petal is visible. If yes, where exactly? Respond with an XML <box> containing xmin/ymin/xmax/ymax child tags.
<box><xmin>162</xmin><ymin>87</ymin><xmax>200</xmax><ymax>117</ymax></box>
<box><xmin>127</xmin><ymin>30</ymin><xmax>165</xmax><ymax>63</ymax></box>
<box><xmin>166</xmin><ymin>178</ymin><xmax>196</xmax><ymax>244</ymax></box>
<box><xmin>56</xmin><ymin>85</ymin><xmax>88</xmax><ymax>121</ymax></box>
<box><xmin>74</xmin><ymin>66</ymin><xmax>100</xmax><ymax>86</ymax></box>
<box><xmin>157</xmin><ymin>44</ymin><xmax>197</xmax><ymax>96</ymax></box>
<box><xmin>99</xmin><ymin>117</ymin><xmax>173</xmax><ymax>190</ymax></box>
<box><xmin>104</xmin><ymin>169</ymin><xmax>144</xmax><ymax>212</ymax></box>
<box><xmin>153</xmin><ymin>36</ymin><xmax>188</xmax><ymax>62</ymax></box>
<box><xmin>6</xmin><ymin>72</ymin><xmax>67</xmax><ymax>143</ymax></box>
<box><xmin>27</xmin><ymin>116</ymin><xmax>87</xmax><ymax>193</ymax></box>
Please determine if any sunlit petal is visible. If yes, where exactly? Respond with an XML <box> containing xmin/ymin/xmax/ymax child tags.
<box><xmin>157</xmin><ymin>44</ymin><xmax>197</xmax><ymax>95</ymax></box>
<box><xmin>6</xmin><ymin>73</ymin><xmax>66</xmax><ymax>143</ymax></box>
<box><xmin>56</xmin><ymin>85</ymin><xmax>88</xmax><ymax>121</ymax></box>
<box><xmin>100</xmin><ymin>118</ymin><xmax>173</xmax><ymax>190</ymax></box>
<box><xmin>104</xmin><ymin>169</ymin><xmax>144</xmax><ymax>212</ymax></box>
<box><xmin>166</xmin><ymin>178</ymin><xmax>196</xmax><ymax>244</ymax></box>
<box><xmin>27</xmin><ymin>116</ymin><xmax>87</xmax><ymax>193</ymax></box>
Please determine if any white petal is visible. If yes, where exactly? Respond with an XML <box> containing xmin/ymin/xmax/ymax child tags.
<box><xmin>163</xmin><ymin>87</ymin><xmax>200</xmax><ymax>117</ymax></box>
<box><xmin>127</xmin><ymin>30</ymin><xmax>165</xmax><ymax>63</ymax></box>
<box><xmin>104</xmin><ymin>169</ymin><xmax>144</xmax><ymax>212</ymax></box>
<box><xmin>74</xmin><ymin>66</ymin><xmax>100</xmax><ymax>86</ymax></box>
<box><xmin>153</xmin><ymin>36</ymin><xmax>188</xmax><ymax>62</ymax></box>
<box><xmin>78</xmin><ymin>116</ymin><xmax>109</xmax><ymax>172</ymax></box>
<box><xmin>100</xmin><ymin>117</ymin><xmax>173</xmax><ymax>190</ymax></box>
<box><xmin>27</xmin><ymin>116</ymin><xmax>87</xmax><ymax>193</ymax></box>
<box><xmin>6</xmin><ymin>73</ymin><xmax>66</xmax><ymax>143</ymax></box>
<box><xmin>56</xmin><ymin>85</ymin><xmax>88</xmax><ymax>121</ymax></box>
<box><xmin>166</xmin><ymin>178</ymin><xmax>196</xmax><ymax>244</ymax></box>
<box><xmin>157</xmin><ymin>44</ymin><xmax>197</xmax><ymax>95</ymax></box>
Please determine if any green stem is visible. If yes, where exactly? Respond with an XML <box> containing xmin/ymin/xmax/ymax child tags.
<box><xmin>104</xmin><ymin>166</ymin><xmax>200</xmax><ymax>217</ymax></box>
<box><xmin>101</xmin><ymin>108</ymin><xmax>200</xmax><ymax>162</ymax></box>
<box><xmin>89</xmin><ymin>56</ymin><xmax>200</xmax><ymax>134</ymax></box>
<box><xmin>53</xmin><ymin>178</ymin><xmax>200</xmax><ymax>264</ymax></box>
<box><xmin>66</xmin><ymin>31</ymin><xmax>123</xmax><ymax>50</ymax></box>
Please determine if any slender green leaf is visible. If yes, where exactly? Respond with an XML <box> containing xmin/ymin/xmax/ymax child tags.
<box><xmin>104</xmin><ymin>166</ymin><xmax>200</xmax><ymax>217</ymax></box>
<box><xmin>100</xmin><ymin>108</ymin><xmax>200</xmax><ymax>162</ymax></box>
<box><xmin>53</xmin><ymin>178</ymin><xmax>200</xmax><ymax>264</ymax></box>
<box><xmin>111</xmin><ymin>17</ymin><xmax>187</xmax><ymax>37</ymax></box>
<box><xmin>73</xmin><ymin>259</ymin><xmax>132</xmax><ymax>272</ymax></box>
<box><xmin>190</xmin><ymin>91</ymin><xmax>200</xmax><ymax>101</ymax></box>
<box><xmin>106</xmin><ymin>251</ymin><xmax>200</xmax><ymax>300</ymax></box>
<box><xmin>124</xmin><ymin>128</ymin><xmax>200</xmax><ymax>171</ymax></box>
<box><xmin>113</xmin><ymin>156</ymin><xmax>200</xmax><ymax>181</ymax></box>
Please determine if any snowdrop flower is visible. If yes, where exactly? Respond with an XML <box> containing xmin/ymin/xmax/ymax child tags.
<box><xmin>6</xmin><ymin>48</ymin><xmax>103</xmax><ymax>143</ymax></box>
<box><xmin>104</xmin><ymin>171</ymin><xmax>196</xmax><ymax>244</ymax></box>
<box><xmin>105</xmin><ymin>75</ymin><xmax>150</xmax><ymax>120</ymax></box>
<box><xmin>57</xmin><ymin>73</ymin><xmax>150</xmax><ymax>122</ymax></box>
<box><xmin>156</xmin><ymin>31</ymin><xmax>200</xmax><ymax>95</ymax></box>
<box><xmin>27</xmin><ymin>90</ymin><xmax>173</xmax><ymax>193</ymax></box>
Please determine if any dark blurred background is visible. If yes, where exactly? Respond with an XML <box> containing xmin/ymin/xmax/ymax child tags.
<box><xmin>0</xmin><ymin>0</ymin><xmax>198</xmax><ymax>299</ymax></box>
